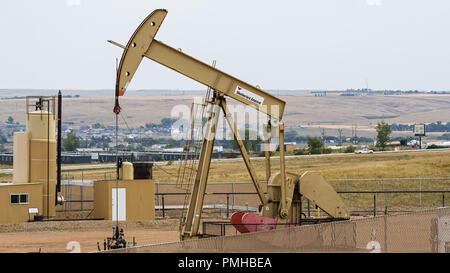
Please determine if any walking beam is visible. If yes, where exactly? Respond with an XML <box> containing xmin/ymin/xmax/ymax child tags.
<box><xmin>109</xmin><ymin>9</ymin><xmax>285</xmax><ymax>120</ymax></box>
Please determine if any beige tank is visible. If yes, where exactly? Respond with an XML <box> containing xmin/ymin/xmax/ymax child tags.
<box><xmin>26</xmin><ymin>110</ymin><xmax>56</xmax><ymax>140</ymax></box>
<box><xmin>13</xmin><ymin>131</ymin><xmax>30</xmax><ymax>184</ymax></box>
<box><xmin>120</xmin><ymin>162</ymin><xmax>134</xmax><ymax>180</ymax></box>
<box><xmin>27</xmin><ymin>110</ymin><xmax>57</xmax><ymax>218</ymax></box>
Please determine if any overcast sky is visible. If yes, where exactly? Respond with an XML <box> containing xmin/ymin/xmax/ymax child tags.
<box><xmin>0</xmin><ymin>0</ymin><xmax>449</xmax><ymax>92</ymax></box>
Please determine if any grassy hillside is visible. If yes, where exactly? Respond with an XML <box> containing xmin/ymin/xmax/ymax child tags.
<box><xmin>2</xmin><ymin>93</ymin><xmax>449</xmax><ymax>131</ymax></box>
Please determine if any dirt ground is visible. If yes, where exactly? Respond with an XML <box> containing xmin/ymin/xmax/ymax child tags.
<box><xmin>0</xmin><ymin>230</ymin><xmax>180</xmax><ymax>253</ymax></box>
<box><xmin>0</xmin><ymin>210</ymin><xmax>433</xmax><ymax>253</ymax></box>
<box><xmin>0</xmin><ymin>219</ymin><xmax>181</xmax><ymax>253</ymax></box>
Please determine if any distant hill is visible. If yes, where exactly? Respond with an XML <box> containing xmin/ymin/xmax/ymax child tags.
<box><xmin>0</xmin><ymin>89</ymin><xmax>312</xmax><ymax>99</ymax></box>
<box><xmin>1</xmin><ymin>91</ymin><xmax>449</xmax><ymax>139</ymax></box>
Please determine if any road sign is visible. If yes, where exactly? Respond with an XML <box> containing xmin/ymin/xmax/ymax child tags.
<box><xmin>414</xmin><ymin>124</ymin><xmax>426</xmax><ymax>137</ymax></box>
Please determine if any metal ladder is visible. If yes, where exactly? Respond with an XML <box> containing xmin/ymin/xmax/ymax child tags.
<box><xmin>176</xmin><ymin>84</ymin><xmax>214</xmax><ymax>232</ymax></box>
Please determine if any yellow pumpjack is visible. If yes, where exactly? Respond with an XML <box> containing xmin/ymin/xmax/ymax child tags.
<box><xmin>109</xmin><ymin>9</ymin><xmax>350</xmax><ymax>241</ymax></box>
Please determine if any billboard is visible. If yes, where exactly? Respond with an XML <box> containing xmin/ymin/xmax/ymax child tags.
<box><xmin>414</xmin><ymin>124</ymin><xmax>426</xmax><ymax>136</ymax></box>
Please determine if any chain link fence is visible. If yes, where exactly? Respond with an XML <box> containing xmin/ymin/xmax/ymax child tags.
<box><xmin>100</xmin><ymin>207</ymin><xmax>450</xmax><ymax>253</ymax></box>
<box><xmin>58</xmin><ymin>175</ymin><xmax>450</xmax><ymax>219</ymax></box>
<box><xmin>56</xmin><ymin>171</ymin><xmax>116</xmax><ymax>217</ymax></box>
<box><xmin>328</xmin><ymin>177</ymin><xmax>450</xmax><ymax>210</ymax></box>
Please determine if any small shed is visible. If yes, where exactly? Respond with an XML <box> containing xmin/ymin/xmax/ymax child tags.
<box><xmin>93</xmin><ymin>179</ymin><xmax>155</xmax><ymax>221</ymax></box>
<box><xmin>0</xmin><ymin>183</ymin><xmax>43</xmax><ymax>224</ymax></box>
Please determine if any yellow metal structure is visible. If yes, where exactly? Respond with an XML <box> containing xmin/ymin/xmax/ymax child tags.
<box><xmin>264</xmin><ymin>171</ymin><xmax>350</xmax><ymax>223</ymax></box>
<box><xmin>110</xmin><ymin>9</ymin><xmax>349</xmax><ymax>240</ymax></box>
<box><xmin>109</xmin><ymin>9</ymin><xmax>285</xmax><ymax>120</ymax></box>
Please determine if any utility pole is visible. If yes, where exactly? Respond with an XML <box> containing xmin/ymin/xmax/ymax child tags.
<box><xmin>321</xmin><ymin>128</ymin><xmax>326</xmax><ymax>153</ymax></box>
<box><xmin>338</xmin><ymin>128</ymin><xmax>343</xmax><ymax>144</ymax></box>
<box><xmin>352</xmin><ymin>124</ymin><xmax>358</xmax><ymax>144</ymax></box>
<box><xmin>351</xmin><ymin>124</ymin><xmax>354</xmax><ymax>144</ymax></box>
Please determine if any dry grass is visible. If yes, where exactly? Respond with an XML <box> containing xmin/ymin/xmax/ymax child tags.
<box><xmin>3</xmin><ymin>150</ymin><xmax>449</xmax><ymax>209</ymax></box>
<box><xmin>155</xmin><ymin>150</ymin><xmax>450</xmax><ymax>209</ymax></box>
<box><xmin>3</xmin><ymin>150</ymin><xmax>449</xmax><ymax>182</ymax></box>
<box><xmin>72</xmin><ymin>150</ymin><xmax>450</xmax><ymax>208</ymax></box>
<box><xmin>6</xmin><ymin>150</ymin><xmax>444</xmax><ymax>183</ymax></box>
<box><xmin>148</xmin><ymin>150</ymin><xmax>450</xmax><ymax>182</ymax></box>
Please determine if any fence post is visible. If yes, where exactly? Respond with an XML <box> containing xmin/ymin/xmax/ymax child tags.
<box><xmin>381</xmin><ymin>177</ymin><xmax>385</xmax><ymax>209</ymax></box>
<box><xmin>81</xmin><ymin>170</ymin><xmax>84</xmax><ymax>213</ymax></box>
<box><xmin>162</xmin><ymin>195</ymin><xmax>165</xmax><ymax>218</ymax></box>
<box><xmin>307</xmin><ymin>200</ymin><xmax>311</xmax><ymax>218</ymax></box>
<box><xmin>69</xmin><ymin>175</ymin><xmax>72</xmax><ymax>211</ymax></box>
<box><xmin>232</xmin><ymin>182</ymin><xmax>235</xmax><ymax>211</ymax></box>
<box><xmin>345</xmin><ymin>176</ymin><xmax>349</xmax><ymax>206</ymax></box>
<box><xmin>384</xmin><ymin>210</ymin><xmax>388</xmax><ymax>253</ymax></box>
<box><xmin>419</xmin><ymin>176</ymin><xmax>422</xmax><ymax>207</ymax></box>
<box><xmin>443</xmin><ymin>194</ymin><xmax>445</xmax><ymax>207</ymax></box>
<box><xmin>226</xmin><ymin>194</ymin><xmax>230</xmax><ymax>219</ymax></box>
<box><xmin>156</xmin><ymin>183</ymin><xmax>160</xmax><ymax>206</ymax></box>
<box><xmin>63</xmin><ymin>173</ymin><xmax>67</xmax><ymax>213</ymax></box>
<box><xmin>373</xmin><ymin>195</ymin><xmax>376</xmax><ymax>217</ymax></box>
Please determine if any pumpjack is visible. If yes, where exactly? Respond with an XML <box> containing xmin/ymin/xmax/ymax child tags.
<box><xmin>103</xmin><ymin>226</ymin><xmax>127</xmax><ymax>250</ymax></box>
<box><xmin>109</xmin><ymin>9</ymin><xmax>350</xmax><ymax>241</ymax></box>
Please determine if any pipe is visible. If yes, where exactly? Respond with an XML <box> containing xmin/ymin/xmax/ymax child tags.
<box><xmin>47</xmin><ymin>97</ymin><xmax>50</xmax><ymax>218</ymax></box>
<box><xmin>55</xmin><ymin>91</ymin><xmax>62</xmax><ymax>205</ymax></box>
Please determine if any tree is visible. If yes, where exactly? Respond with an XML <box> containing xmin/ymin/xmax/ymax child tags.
<box><xmin>344</xmin><ymin>145</ymin><xmax>355</xmax><ymax>153</ymax></box>
<box><xmin>285</xmin><ymin>130</ymin><xmax>298</xmax><ymax>142</ymax></box>
<box><xmin>63</xmin><ymin>131</ymin><xmax>80</xmax><ymax>152</ymax></box>
<box><xmin>92</xmin><ymin>123</ymin><xmax>104</xmax><ymax>129</ymax></box>
<box><xmin>0</xmin><ymin>144</ymin><xmax>7</xmax><ymax>153</ymax></box>
<box><xmin>7</xmin><ymin>116</ymin><xmax>14</xmax><ymax>124</ymax></box>
<box><xmin>145</xmin><ymin>122</ymin><xmax>157</xmax><ymax>129</ymax></box>
<box><xmin>160</xmin><ymin>117</ymin><xmax>177</xmax><ymax>128</ymax></box>
<box><xmin>307</xmin><ymin>137</ymin><xmax>324</xmax><ymax>154</ymax></box>
<box><xmin>376</xmin><ymin>121</ymin><xmax>392</xmax><ymax>150</ymax></box>
<box><xmin>0</xmin><ymin>130</ymin><xmax>7</xmax><ymax>144</ymax></box>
